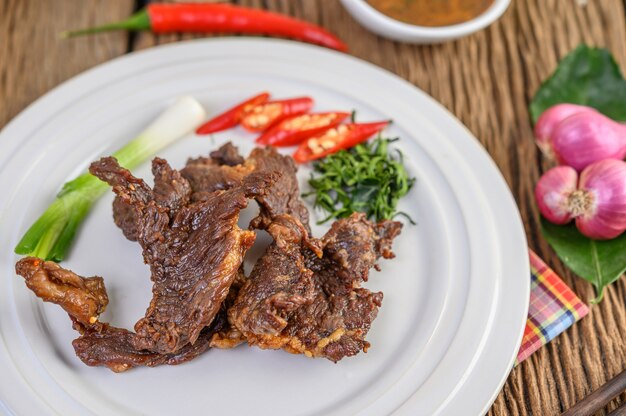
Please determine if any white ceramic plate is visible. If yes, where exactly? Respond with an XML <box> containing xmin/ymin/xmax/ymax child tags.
<box><xmin>0</xmin><ymin>39</ymin><xmax>528</xmax><ymax>416</ymax></box>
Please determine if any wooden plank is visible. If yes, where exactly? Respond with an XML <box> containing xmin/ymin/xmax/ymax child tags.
<box><xmin>0</xmin><ymin>0</ymin><xmax>134</xmax><ymax>129</ymax></box>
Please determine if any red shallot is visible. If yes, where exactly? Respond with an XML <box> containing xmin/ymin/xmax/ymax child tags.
<box><xmin>534</xmin><ymin>104</ymin><xmax>596</xmax><ymax>157</ymax></box>
<box><xmin>551</xmin><ymin>112</ymin><xmax>626</xmax><ymax>171</ymax></box>
<box><xmin>535</xmin><ymin>159</ymin><xmax>626</xmax><ymax>239</ymax></box>
<box><xmin>535</xmin><ymin>105</ymin><xmax>626</xmax><ymax>171</ymax></box>
<box><xmin>534</xmin><ymin>166</ymin><xmax>578</xmax><ymax>225</ymax></box>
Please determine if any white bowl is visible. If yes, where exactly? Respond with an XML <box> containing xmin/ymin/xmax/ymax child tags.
<box><xmin>340</xmin><ymin>0</ymin><xmax>511</xmax><ymax>44</ymax></box>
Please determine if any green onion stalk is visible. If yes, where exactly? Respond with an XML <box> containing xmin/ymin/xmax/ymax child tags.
<box><xmin>14</xmin><ymin>96</ymin><xmax>206</xmax><ymax>262</ymax></box>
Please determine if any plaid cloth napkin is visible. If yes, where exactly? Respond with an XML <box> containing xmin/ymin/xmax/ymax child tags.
<box><xmin>515</xmin><ymin>250</ymin><xmax>589</xmax><ymax>365</ymax></box>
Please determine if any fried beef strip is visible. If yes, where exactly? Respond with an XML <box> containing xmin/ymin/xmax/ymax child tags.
<box><xmin>246</xmin><ymin>147</ymin><xmax>310</xmax><ymax>232</ymax></box>
<box><xmin>212</xmin><ymin>216</ymin><xmax>321</xmax><ymax>349</ymax></box>
<box><xmin>112</xmin><ymin>143</ymin><xmax>310</xmax><ymax>239</ymax></box>
<box><xmin>180</xmin><ymin>143</ymin><xmax>253</xmax><ymax>203</ymax></box>
<box><xmin>15</xmin><ymin>257</ymin><xmax>226</xmax><ymax>372</ymax></box>
<box><xmin>224</xmin><ymin>213</ymin><xmax>401</xmax><ymax>361</ymax></box>
<box><xmin>90</xmin><ymin>156</ymin><xmax>273</xmax><ymax>354</ymax></box>
<box><xmin>208</xmin><ymin>141</ymin><xmax>245</xmax><ymax>166</ymax></box>
<box><xmin>112</xmin><ymin>197</ymin><xmax>140</xmax><ymax>241</ymax></box>
<box><xmin>177</xmin><ymin>145</ymin><xmax>313</xmax><ymax>348</ymax></box>
<box><xmin>181</xmin><ymin>144</ymin><xmax>310</xmax><ymax>229</ymax></box>
<box><xmin>111</xmin><ymin>144</ymin><xmax>240</xmax><ymax>241</ymax></box>
<box><xmin>72</xmin><ymin>316</ymin><xmax>227</xmax><ymax>373</ymax></box>
<box><xmin>297</xmin><ymin>215</ymin><xmax>401</xmax><ymax>361</ymax></box>
<box><xmin>15</xmin><ymin>257</ymin><xmax>108</xmax><ymax>329</ymax></box>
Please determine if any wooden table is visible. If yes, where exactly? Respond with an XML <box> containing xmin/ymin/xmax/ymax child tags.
<box><xmin>1</xmin><ymin>1</ymin><xmax>625</xmax><ymax>414</ymax></box>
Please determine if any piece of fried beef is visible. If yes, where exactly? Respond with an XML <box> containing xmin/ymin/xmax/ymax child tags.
<box><xmin>225</xmin><ymin>213</ymin><xmax>401</xmax><ymax>361</ymax></box>
<box><xmin>110</xmin><ymin>149</ymin><xmax>198</xmax><ymax>241</ymax></box>
<box><xmin>245</xmin><ymin>147</ymin><xmax>310</xmax><ymax>232</ymax></box>
<box><xmin>112</xmin><ymin>143</ymin><xmax>310</xmax><ymax>239</ymax></box>
<box><xmin>181</xmin><ymin>144</ymin><xmax>310</xmax><ymax>230</ymax></box>
<box><xmin>180</xmin><ymin>143</ymin><xmax>253</xmax><ymax>203</ymax></box>
<box><xmin>72</xmin><ymin>316</ymin><xmax>227</xmax><ymax>373</ymax></box>
<box><xmin>15</xmin><ymin>257</ymin><xmax>108</xmax><ymax>329</ymax></box>
<box><xmin>90</xmin><ymin>156</ymin><xmax>273</xmax><ymax>354</ymax></box>
<box><xmin>15</xmin><ymin>257</ymin><xmax>226</xmax><ymax>372</ymax></box>
<box><xmin>112</xmin><ymin>142</ymin><xmax>250</xmax><ymax>241</ymax></box>
<box><xmin>212</xmin><ymin>215</ymin><xmax>320</xmax><ymax>349</ymax></box>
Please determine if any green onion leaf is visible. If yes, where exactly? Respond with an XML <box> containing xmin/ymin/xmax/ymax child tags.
<box><xmin>14</xmin><ymin>96</ymin><xmax>206</xmax><ymax>261</ymax></box>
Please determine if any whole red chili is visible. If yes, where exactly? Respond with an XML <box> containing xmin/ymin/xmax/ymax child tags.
<box><xmin>63</xmin><ymin>3</ymin><xmax>348</xmax><ymax>52</ymax></box>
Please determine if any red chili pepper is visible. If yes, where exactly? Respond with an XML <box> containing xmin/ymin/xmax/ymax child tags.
<box><xmin>63</xmin><ymin>4</ymin><xmax>348</xmax><ymax>52</ymax></box>
<box><xmin>241</xmin><ymin>97</ymin><xmax>314</xmax><ymax>132</ymax></box>
<box><xmin>196</xmin><ymin>92</ymin><xmax>269</xmax><ymax>135</ymax></box>
<box><xmin>293</xmin><ymin>121</ymin><xmax>389</xmax><ymax>163</ymax></box>
<box><xmin>256</xmin><ymin>112</ymin><xmax>350</xmax><ymax>146</ymax></box>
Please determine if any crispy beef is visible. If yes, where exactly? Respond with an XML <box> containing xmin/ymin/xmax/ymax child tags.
<box><xmin>209</xmin><ymin>269</ymin><xmax>248</xmax><ymax>349</ymax></box>
<box><xmin>246</xmin><ymin>147</ymin><xmax>310</xmax><ymax>232</ymax></box>
<box><xmin>112</xmin><ymin>197</ymin><xmax>140</xmax><ymax>241</ymax></box>
<box><xmin>225</xmin><ymin>213</ymin><xmax>401</xmax><ymax>362</ymax></box>
<box><xmin>16</xmin><ymin>141</ymin><xmax>405</xmax><ymax>370</ymax></box>
<box><xmin>72</xmin><ymin>315</ymin><xmax>227</xmax><ymax>373</ymax></box>
<box><xmin>180</xmin><ymin>144</ymin><xmax>314</xmax><ymax>347</ymax></box>
<box><xmin>180</xmin><ymin>144</ymin><xmax>253</xmax><ymax>203</ymax></box>
<box><xmin>181</xmin><ymin>144</ymin><xmax>310</xmax><ymax>230</ymax></box>
<box><xmin>16</xmin><ymin>257</ymin><xmax>110</xmax><ymax>337</ymax></box>
<box><xmin>15</xmin><ymin>257</ymin><xmax>108</xmax><ymax>329</ymax></box>
<box><xmin>112</xmin><ymin>143</ymin><xmax>250</xmax><ymax>240</ymax></box>
<box><xmin>222</xmin><ymin>216</ymin><xmax>320</xmax><ymax>344</ymax></box>
<box><xmin>90</xmin><ymin>156</ymin><xmax>274</xmax><ymax>354</ymax></box>
<box><xmin>15</xmin><ymin>257</ymin><xmax>226</xmax><ymax>372</ymax></box>
<box><xmin>209</xmin><ymin>142</ymin><xmax>245</xmax><ymax>166</ymax></box>
<box><xmin>112</xmin><ymin>143</ymin><xmax>310</xmax><ymax>239</ymax></box>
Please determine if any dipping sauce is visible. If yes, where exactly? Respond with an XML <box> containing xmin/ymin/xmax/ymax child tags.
<box><xmin>366</xmin><ymin>0</ymin><xmax>495</xmax><ymax>27</ymax></box>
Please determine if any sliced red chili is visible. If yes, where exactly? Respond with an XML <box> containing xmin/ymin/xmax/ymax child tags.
<box><xmin>196</xmin><ymin>92</ymin><xmax>270</xmax><ymax>135</ymax></box>
<box><xmin>256</xmin><ymin>112</ymin><xmax>350</xmax><ymax>147</ymax></box>
<box><xmin>293</xmin><ymin>121</ymin><xmax>389</xmax><ymax>163</ymax></box>
<box><xmin>241</xmin><ymin>97</ymin><xmax>314</xmax><ymax>132</ymax></box>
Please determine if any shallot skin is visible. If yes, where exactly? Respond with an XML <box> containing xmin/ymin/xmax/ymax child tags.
<box><xmin>551</xmin><ymin>112</ymin><xmax>626</xmax><ymax>172</ymax></box>
<box><xmin>535</xmin><ymin>166</ymin><xmax>577</xmax><ymax>224</ymax></box>
<box><xmin>576</xmin><ymin>159</ymin><xmax>626</xmax><ymax>240</ymax></box>
<box><xmin>534</xmin><ymin>104</ymin><xmax>597</xmax><ymax>157</ymax></box>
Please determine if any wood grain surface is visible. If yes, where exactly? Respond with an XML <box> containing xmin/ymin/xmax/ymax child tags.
<box><xmin>1</xmin><ymin>0</ymin><xmax>625</xmax><ymax>414</ymax></box>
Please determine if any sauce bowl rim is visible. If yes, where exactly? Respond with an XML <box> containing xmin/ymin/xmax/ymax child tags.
<box><xmin>340</xmin><ymin>0</ymin><xmax>511</xmax><ymax>41</ymax></box>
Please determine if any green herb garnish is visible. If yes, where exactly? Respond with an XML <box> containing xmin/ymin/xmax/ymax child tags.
<box><xmin>304</xmin><ymin>137</ymin><xmax>415</xmax><ymax>223</ymax></box>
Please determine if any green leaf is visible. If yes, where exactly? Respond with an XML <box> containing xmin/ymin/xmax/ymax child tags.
<box><xmin>540</xmin><ymin>218</ymin><xmax>626</xmax><ymax>303</ymax></box>
<box><xmin>529</xmin><ymin>44</ymin><xmax>626</xmax><ymax>123</ymax></box>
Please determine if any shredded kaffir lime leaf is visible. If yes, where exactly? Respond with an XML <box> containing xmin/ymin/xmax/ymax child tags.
<box><xmin>304</xmin><ymin>137</ymin><xmax>415</xmax><ymax>224</ymax></box>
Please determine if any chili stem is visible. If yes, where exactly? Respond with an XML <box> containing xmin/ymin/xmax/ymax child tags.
<box><xmin>61</xmin><ymin>9</ymin><xmax>150</xmax><ymax>38</ymax></box>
